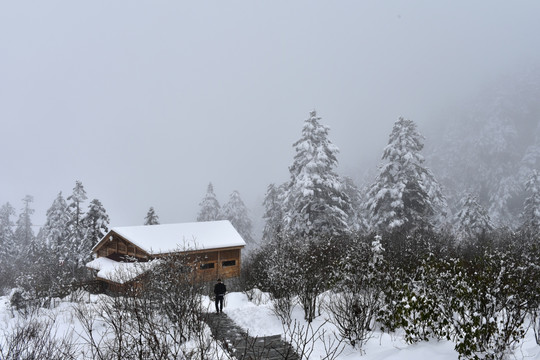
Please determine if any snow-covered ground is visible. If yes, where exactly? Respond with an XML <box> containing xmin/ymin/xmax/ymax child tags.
<box><xmin>1</xmin><ymin>291</ymin><xmax>539</xmax><ymax>359</ymax></box>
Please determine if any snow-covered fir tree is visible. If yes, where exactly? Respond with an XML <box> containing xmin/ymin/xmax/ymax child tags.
<box><xmin>520</xmin><ymin>122</ymin><xmax>540</xmax><ymax>178</ymax></box>
<box><xmin>520</xmin><ymin>170</ymin><xmax>540</xmax><ymax>236</ymax></box>
<box><xmin>39</xmin><ymin>192</ymin><xmax>70</xmax><ymax>257</ymax></box>
<box><xmin>0</xmin><ymin>202</ymin><xmax>15</xmax><ymax>258</ymax></box>
<box><xmin>66</xmin><ymin>181</ymin><xmax>88</xmax><ymax>272</ymax></box>
<box><xmin>341</xmin><ymin>176</ymin><xmax>367</xmax><ymax>233</ymax></box>
<box><xmin>67</xmin><ymin>181</ymin><xmax>87</xmax><ymax>234</ymax></box>
<box><xmin>12</xmin><ymin>196</ymin><xmax>42</xmax><ymax>290</ymax></box>
<box><xmin>82</xmin><ymin>199</ymin><xmax>110</xmax><ymax>260</ymax></box>
<box><xmin>197</xmin><ymin>182</ymin><xmax>221</xmax><ymax>222</ymax></box>
<box><xmin>14</xmin><ymin>234</ymin><xmax>55</xmax><ymax>299</ymax></box>
<box><xmin>221</xmin><ymin>190</ymin><xmax>254</xmax><ymax>244</ymax></box>
<box><xmin>0</xmin><ymin>202</ymin><xmax>15</xmax><ymax>287</ymax></box>
<box><xmin>366</xmin><ymin>117</ymin><xmax>447</xmax><ymax>232</ymax></box>
<box><xmin>475</xmin><ymin>109</ymin><xmax>520</xmax><ymax>226</ymax></box>
<box><xmin>13</xmin><ymin>195</ymin><xmax>36</xmax><ymax>258</ymax></box>
<box><xmin>31</xmin><ymin>193</ymin><xmax>71</xmax><ymax>294</ymax></box>
<box><xmin>454</xmin><ymin>193</ymin><xmax>493</xmax><ymax>241</ymax></box>
<box><xmin>144</xmin><ymin>206</ymin><xmax>160</xmax><ymax>225</ymax></box>
<box><xmin>262</xmin><ymin>183</ymin><xmax>286</xmax><ymax>243</ymax></box>
<box><xmin>283</xmin><ymin>110</ymin><xmax>351</xmax><ymax>238</ymax></box>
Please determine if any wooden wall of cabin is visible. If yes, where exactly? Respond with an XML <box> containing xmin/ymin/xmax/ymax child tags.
<box><xmin>188</xmin><ymin>248</ymin><xmax>242</xmax><ymax>282</ymax></box>
<box><xmin>96</xmin><ymin>234</ymin><xmax>149</xmax><ymax>261</ymax></box>
<box><xmin>93</xmin><ymin>237</ymin><xmax>243</xmax><ymax>284</ymax></box>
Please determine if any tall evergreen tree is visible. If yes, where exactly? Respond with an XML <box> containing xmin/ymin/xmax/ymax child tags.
<box><xmin>39</xmin><ymin>192</ymin><xmax>70</xmax><ymax>255</ymax></box>
<box><xmin>67</xmin><ymin>180</ymin><xmax>87</xmax><ymax>234</ymax></box>
<box><xmin>34</xmin><ymin>192</ymin><xmax>71</xmax><ymax>295</ymax></box>
<box><xmin>341</xmin><ymin>176</ymin><xmax>367</xmax><ymax>233</ymax></box>
<box><xmin>11</xmin><ymin>195</ymin><xmax>38</xmax><ymax>288</ymax></box>
<box><xmin>0</xmin><ymin>202</ymin><xmax>15</xmax><ymax>259</ymax></box>
<box><xmin>144</xmin><ymin>206</ymin><xmax>160</xmax><ymax>225</ymax></box>
<box><xmin>197</xmin><ymin>183</ymin><xmax>221</xmax><ymax>222</ymax></box>
<box><xmin>66</xmin><ymin>181</ymin><xmax>88</xmax><ymax>276</ymax></box>
<box><xmin>221</xmin><ymin>190</ymin><xmax>254</xmax><ymax>244</ymax></box>
<box><xmin>13</xmin><ymin>195</ymin><xmax>36</xmax><ymax>258</ymax></box>
<box><xmin>14</xmin><ymin>233</ymin><xmax>56</xmax><ymax>299</ymax></box>
<box><xmin>262</xmin><ymin>183</ymin><xmax>286</xmax><ymax>243</ymax></box>
<box><xmin>82</xmin><ymin>199</ymin><xmax>110</xmax><ymax>261</ymax></box>
<box><xmin>283</xmin><ymin>110</ymin><xmax>351</xmax><ymax>238</ymax></box>
<box><xmin>520</xmin><ymin>170</ymin><xmax>540</xmax><ymax>236</ymax></box>
<box><xmin>366</xmin><ymin>117</ymin><xmax>447</xmax><ymax>232</ymax></box>
<box><xmin>454</xmin><ymin>193</ymin><xmax>493</xmax><ymax>241</ymax></box>
<box><xmin>0</xmin><ymin>202</ymin><xmax>15</xmax><ymax>288</ymax></box>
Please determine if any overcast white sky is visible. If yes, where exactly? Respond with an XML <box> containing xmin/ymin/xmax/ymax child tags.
<box><xmin>1</xmin><ymin>1</ymin><xmax>540</xmax><ymax>230</ymax></box>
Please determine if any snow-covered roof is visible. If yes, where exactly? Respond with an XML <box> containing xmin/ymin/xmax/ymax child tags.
<box><xmin>94</xmin><ymin>220</ymin><xmax>246</xmax><ymax>255</ymax></box>
<box><xmin>86</xmin><ymin>257</ymin><xmax>160</xmax><ymax>284</ymax></box>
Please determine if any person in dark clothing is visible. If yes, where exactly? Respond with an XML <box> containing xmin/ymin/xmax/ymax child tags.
<box><xmin>214</xmin><ymin>278</ymin><xmax>227</xmax><ymax>313</ymax></box>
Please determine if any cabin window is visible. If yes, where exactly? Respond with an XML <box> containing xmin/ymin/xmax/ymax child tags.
<box><xmin>200</xmin><ymin>262</ymin><xmax>215</xmax><ymax>270</ymax></box>
<box><xmin>222</xmin><ymin>260</ymin><xmax>236</xmax><ymax>267</ymax></box>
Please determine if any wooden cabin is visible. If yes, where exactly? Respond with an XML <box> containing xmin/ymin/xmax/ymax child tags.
<box><xmin>86</xmin><ymin>220</ymin><xmax>246</xmax><ymax>291</ymax></box>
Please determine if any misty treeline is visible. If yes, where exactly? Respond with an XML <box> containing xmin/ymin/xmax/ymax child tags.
<box><xmin>430</xmin><ymin>71</ymin><xmax>540</xmax><ymax>227</ymax></box>
<box><xmin>196</xmin><ymin>185</ymin><xmax>255</xmax><ymax>245</ymax></box>
<box><xmin>0</xmin><ymin>181</ymin><xmax>109</xmax><ymax>301</ymax></box>
<box><xmin>146</xmin><ymin>184</ymin><xmax>255</xmax><ymax>245</ymax></box>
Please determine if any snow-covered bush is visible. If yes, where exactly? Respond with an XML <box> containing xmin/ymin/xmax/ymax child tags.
<box><xmin>296</xmin><ymin>238</ymin><xmax>342</xmax><ymax>323</ymax></box>
<box><xmin>242</xmin><ymin>288</ymin><xmax>269</xmax><ymax>306</ymax></box>
<box><xmin>254</xmin><ymin>232</ymin><xmax>347</xmax><ymax>324</ymax></box>
<box><xmin>375</xmin><ymin>230</ymin><xmax>453</xmax><ymax>342</ymax></box>
<box><xmin>239</xmin><ymin>250</ymin><xmax>269</xmax><ymax>302</ymax></box>
<box><xmin>447</xmin><ymin>251</ymin><xmax>529</xmax><ymax>359</ymax></box>
<box><xmin>376</xmin><ymin>235</ymin><xmax>533</xmax><ymax>360</ymax></box>
<box><xmin>8</xmin><ymin>288</ymin><xmax>25</xmax><ymax>312</ymax></box>
<box><xmin>241</xmin><ymin>236</ymin><xmax>297</xmax><ymax>324</ymax></box>
<box><xmin>378</xmin><ymin>256</ymin><xmax>453</xmax><ymax>344</ymax></box>
<box><xmin>520</xmin><ymin>241</ymin><xmax>540</xmax><ymax>346</ymax></box>
<box><xmin>8</xmin><ymin>286</ymin><xmax>48</xmax><ymax>318</ymax></box>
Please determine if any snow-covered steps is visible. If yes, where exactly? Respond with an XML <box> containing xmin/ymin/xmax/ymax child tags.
<box><xmin>204</xmin><ymin>312</ymin><xmax>299</xmax><ymax>360</ymax></box>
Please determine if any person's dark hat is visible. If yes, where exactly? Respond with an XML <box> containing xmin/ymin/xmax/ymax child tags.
<box><xmin>217</xmin><ymin>278</ymin><xmax>222</xmax><ymax>282</ymax></box>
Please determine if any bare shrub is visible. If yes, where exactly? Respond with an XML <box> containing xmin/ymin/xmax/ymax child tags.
<box><xmin>319</xmin><ymin>330</ymin><xmax>346</xmax><ymax>360</ymax></box>
<box><xmin>8</xmin><ymin>287</ymin><xmax>59</xmax><ymax>321</ymax></box>
<box><xmin>326</xmin><ymin>290</ymin><xmax>379</xmax><ymax>351</ymax></box>
<box><xmin>74</xmin><ymin>253</ymin><xmax>222</xmax><ymax>359</ymax></box>
<box><xmin>73</xmin><ymin>301</ymin><xmax>108</xmax><ymax>360</ymax></box>
<box><xmin>533</xmin><ymin>309</ymin><xmax>540</xmax><ymax>346</ymax></box>
<box><xmin>0</xmin><ymin>315</ymin><xmax>78</xmax><ymax>360</ymax></box>
<box><xmin>281</xmin><ymin>319</ymin><xmax>343</xmax><ymax>360</ymax></box>
<box><xmin>328</xmin><ymin>235</ymin><xmax>384</xmax><ymax>350</ymax></box>
<box><xmin>271</xmin><ymin>296</ymin><xmax>294</xmax><ymax>326</ymax></box>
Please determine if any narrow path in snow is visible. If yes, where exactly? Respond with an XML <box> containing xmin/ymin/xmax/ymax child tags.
<box><xmin>204</xmin><ymin>312</ymin><xmax>299</xmax><ymax>360</ymax></box>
